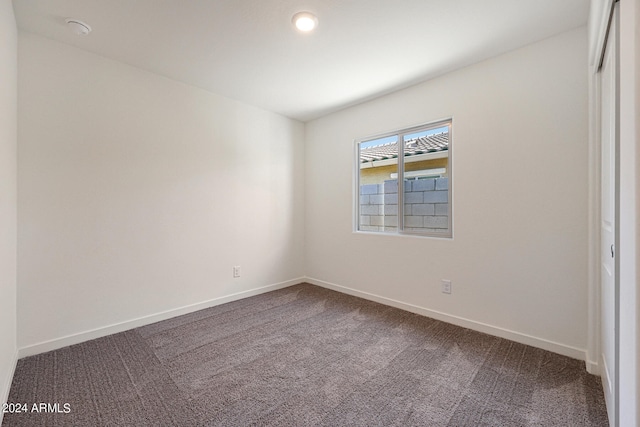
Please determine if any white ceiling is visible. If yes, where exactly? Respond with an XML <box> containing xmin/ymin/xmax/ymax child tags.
<box><xmin>13</xmin><ymin>0</ymin><xmax>589</xmax><ymax>122</ymax></box>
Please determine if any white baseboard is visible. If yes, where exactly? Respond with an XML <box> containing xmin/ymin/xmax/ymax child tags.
<box><xmin>0</xmin><ymin>349</ymin><xmax>19</xmax><ymax>426</ymax></box>
<box><xmin>585</xmin><ymin>359</ymin><xmax>599</xmax><ymax>375</ymax></box>
<box><xmin>18</xmin><ymin>278</ymin><xmax>304</xmax><ymax>358</ymax></box>
<box><xmin>305</xmin><ymin>277</ymin><xmax>588</xmax><ymax>362</ymax></box>
<box><xmin>16</xmin><ymin>276</ymin><xmax>591</xmax><ymax>366</ymax></box>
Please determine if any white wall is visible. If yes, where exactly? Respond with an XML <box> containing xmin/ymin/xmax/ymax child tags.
<box><xmin>305</xmin><ymin>28</ymin><xmax>589</xmax><ymax>358</ymax></box>
<box><xmin>619</xmin><ymin>0</ymin><xmax>639</xmax><ymax>424</ymax></box>
<box><xmin>17</xmin><ymin>32</ymin><xmax>305</xmax><ymax>352</ymax></box>
<box><xmin>0</xmin><ymin>0</ymin><xmax>17</xmax><ymax>419</ymax></box>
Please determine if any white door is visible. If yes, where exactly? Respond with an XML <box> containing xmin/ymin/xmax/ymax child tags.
<box><xmin>600</xmin><ymin>5</ymin><xmax>617</xmax><ymax>426</ymax></box>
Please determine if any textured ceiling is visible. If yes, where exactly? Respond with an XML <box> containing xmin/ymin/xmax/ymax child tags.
<box><xmin>13</xmin><ymin>0</ymin><xmax>589</xmax><ymax>121</ymax></box>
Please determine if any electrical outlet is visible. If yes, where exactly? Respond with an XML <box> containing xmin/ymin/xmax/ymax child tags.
<box><xmin>441</xmin><ymin>279</ymin><xmax>451</xmax><ymax>294</ymax></box>
<box><xmin>233</xmin><ymin>265</ymin><xmax>241</xmax><ymax>278</ymax></box>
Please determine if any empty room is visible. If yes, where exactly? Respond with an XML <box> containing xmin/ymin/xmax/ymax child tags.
<box><xmin>1</xmin><ymin>0</ymin><xmax>638</xmax><ymax>426</ymax></box>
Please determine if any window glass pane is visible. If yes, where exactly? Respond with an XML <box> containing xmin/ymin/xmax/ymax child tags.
<box><xmin>356</xmin><ymin>119</ymin><xmax>452</xmax><ymax>238</ymax></box>
<box><xmin>403</xmin><ymin>125</ymin><xmax>450</xmax><ymax>234</ymax></box>
<box><xmin>359</xmin><ymin>135</ymin><xmax>398</xmax><ymax>232</ymax></box>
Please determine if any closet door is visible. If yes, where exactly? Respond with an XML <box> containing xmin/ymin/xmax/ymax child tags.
<box><xmin>599</xmin><ymin>3</ymin><xmax>618</xmax><ymax>426</ymax></box>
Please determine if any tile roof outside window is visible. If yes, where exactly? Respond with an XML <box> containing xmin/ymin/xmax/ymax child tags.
<box><xmin>359</xmin><ymin>131</ymin><xmax>449</xmax><ymax>163</ymax></box>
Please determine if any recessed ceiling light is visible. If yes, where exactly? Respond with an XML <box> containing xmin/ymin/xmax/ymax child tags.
<box><xmin>65</xmin><ymin>18</ymin><xmax>92</xmax><ymax>36</ymax></box>
<box><xmin>292</xmin><ymin>12</ymin><xmax>318</xmax><ymax>32</ymax></box>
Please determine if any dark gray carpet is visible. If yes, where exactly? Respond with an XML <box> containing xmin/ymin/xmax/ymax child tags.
<box><xmin>3</xmin><ymin>283</ymin><xmax>608</xmax><ymax>426</ymax></box>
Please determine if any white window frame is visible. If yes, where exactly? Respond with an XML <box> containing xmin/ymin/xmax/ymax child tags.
<box><xmin>354</xmin><ymin>118</ymin><xmax>453</xmax><ymax>238</ymax></box>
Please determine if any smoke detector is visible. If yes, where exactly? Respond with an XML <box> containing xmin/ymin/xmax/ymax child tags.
<box><xmin>65</xmin><ymin>19</ymin><xmax>91</xmax><ymax>36</ymax></box>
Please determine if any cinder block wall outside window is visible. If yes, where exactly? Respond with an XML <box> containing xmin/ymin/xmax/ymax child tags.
<box><xmin>359</xmin><ymin>177</ymin><xmax>449</xmax><ymax>233</ymax></box>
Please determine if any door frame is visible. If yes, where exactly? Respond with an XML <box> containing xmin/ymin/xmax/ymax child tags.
<box><xmin>587</xmin><ymin>0</ymin><xmax>620</xmax><ymax>425</ymax></box>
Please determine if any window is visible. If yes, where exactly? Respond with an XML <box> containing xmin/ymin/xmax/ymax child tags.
<box><xmin>356</xmin><ymin>119</ymin><xmax>452</xmax><ymax>238</ymax></box>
